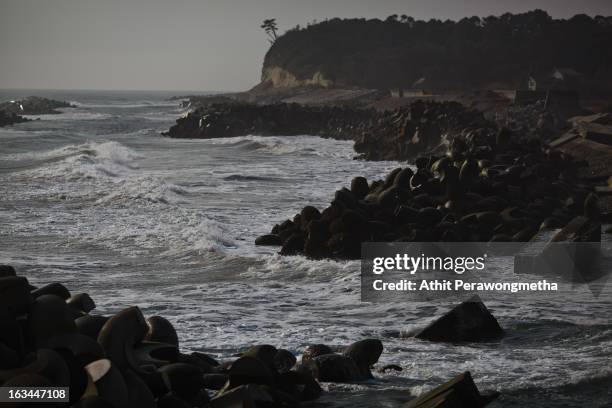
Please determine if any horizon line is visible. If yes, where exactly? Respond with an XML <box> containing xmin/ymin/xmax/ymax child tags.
<box><xmin>0</xmin><ymin>87</ymin><xmax>235</xmax><ymax>94</ymax></box>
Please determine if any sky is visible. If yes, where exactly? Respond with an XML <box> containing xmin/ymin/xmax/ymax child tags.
<box><xmin>1</xmin><ymin>0</ymin><xmax>612</xmax><ymax>92</ymax></box>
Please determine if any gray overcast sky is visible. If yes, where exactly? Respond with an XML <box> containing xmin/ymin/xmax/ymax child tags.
<box><xmin>1</xmin><ymin>0</ymin><xmax>611</xmax><ymax>92</ymax></box>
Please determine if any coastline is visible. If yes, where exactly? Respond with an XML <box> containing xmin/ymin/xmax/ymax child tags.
<box><xmin>2</xmin><ymin>7</ymin><xmax>612</xmax><ymax>406</ymax></box>
<box><xmin>1</xmin><ymin>89</ymin><xmax>611</xmax><ymax>407</ymax></box>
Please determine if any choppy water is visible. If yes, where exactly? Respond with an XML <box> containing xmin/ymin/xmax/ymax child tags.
<box><xmin>1</xmin><ymin>90</ymin><xmax>611</xmax><ymax>407</ymax></box>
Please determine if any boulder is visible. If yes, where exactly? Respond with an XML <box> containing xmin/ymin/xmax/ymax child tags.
<box><xmin>255</xmin><ymin>234</ymin><xmax>282</xmax><ymax>246</ymax></box>
<box><xmin>144</xmin><ymin>315</ymin><xmax>179</xmax><ymax>347</ymax></box>
<box><xmin>67</xmin><ymin>293</ymin><xmax>96</xmax><ymax>313</ymax></box>
<box><xmin>159</xmin><ymin>363</ymin><xmax>206</xmax><ymax>402</ymax></box>
<box><xmin>273</xmin><ymin>349</ymin><xmax>297</xmax><ymax>373</ymax></box>
<box><xmin>97</xmin><ymin>307</ymin><xmax>148</xmax><ymax>372</ymax></box>
<box><xmin>304</xmin><ymin>353</ymin><xmax>369</xmax><ymax>383</ymax></box>
<box><xmin>302</xmin><ymin>344</ymin><xmax>333</xmax><ymax>362</ymax></box>
<box><xmin>26</xmin><ymin>294</ymin><xmax>77</xmax><ymax>347</ymax></box>
<box><xmin>404</xmin><ymin>371</ymin><xmax>499</xmax><ymax>408</ymax></box>
<box><xmin>343</xmin><ymin>338</ymin><xmax>383</xmax><ymax>374</ymax></box>
<box><xmin>415</xmin><ymin>296</ymin><xmax>504</xmax><ymax>342</ymax></box>
<box><xmin>211</xmin><ymin>384</ymin><xmax>275</xmax><ymax>408</ymax></box>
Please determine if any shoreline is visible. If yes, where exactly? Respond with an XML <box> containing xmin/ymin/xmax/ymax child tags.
<box><xmin>0</xmin><ymin>266</ymin><xmax>501</xmax><ymax>407</ymax></box>
<box><xmin>1</xmin><ymin>90</ymin><xmax>610</xmax><ymax>407</ymax></box>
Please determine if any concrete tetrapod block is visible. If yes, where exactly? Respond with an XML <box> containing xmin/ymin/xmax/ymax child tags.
<box><xmin>415</xmin><ymin>296</ymin><xmax>504</xmax><ymax>343</ymax></box>
<box><xmin>404</xmin><ymin>371</ymin><xmax>499</xmax><ymax>408</ymax></box>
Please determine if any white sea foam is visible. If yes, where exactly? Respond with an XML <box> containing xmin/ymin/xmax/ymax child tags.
<box><xmin>17</xmin><ymin>141</ymin><xmax>141</xmax><ymax>181</ymax></box>
<box><xmin>23</xmin><ymin>109</ymin><xmax>112</xmax><ymax>121</ymax></box>
<box><xmin>3</xmin><ymin>95</ymin><xmax>611</xmax><ymax>407</ymax></box>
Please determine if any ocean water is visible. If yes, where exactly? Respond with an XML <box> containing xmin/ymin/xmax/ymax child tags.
<box><xmin>1</xmin><ymin>90</ymin><xmax>611</xmax><ymax>407</ymax></box>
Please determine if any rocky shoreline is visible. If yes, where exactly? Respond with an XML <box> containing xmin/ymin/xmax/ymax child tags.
<box><xmin>164</xmin><ymin>102</ymin><xmax>377</xmax><ymax>142</ymax></box>
<box><xmin>1</xmin><ymin>265</ymin><xmax>506</xmax><ymax>407</ymax></box>
<box><xmin>0</xmin><ymin>96</ymin><xmax>76</xmax><ymax>127</ymax></box>
<box><xmin>0</xmin><ymin>110</ymin><xmax>30</xmax><ymax>127</ymax></box>
<box><xmin>256</xmin><ymin>125</ymin><xmax>605</xmax><ymax>258</ymax></box>
<box><xmin>164</xmin><ymin>99</ymin><xmax>492</xmax><ymax>162</ymax></box>
<box><xmin>162</xmin><ymin>96</ymin><xmax>609</xmax><ymax>260</ymax></box>
<box><xmin>0</xmin><ymin>96</ymin><xmax>76</xmax><ymax>116</ymax></box>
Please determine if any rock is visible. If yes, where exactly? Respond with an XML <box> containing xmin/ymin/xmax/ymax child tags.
<box><xmin>210</xmin><ymin>384</ymin><xmax>275</xmax><ymax>408</ymax></box>
<box><xmin>26</xmin><ymin>294</ymin><xmax>77</xmax><ymax>347</ymax></box>
<box><xmin>0</xmin><ymin>265</ymin><xmax>16</xmax><ymax>277</ymax></box>
<box><xmin>0</xmin><ymin>96</ymin><xmax>74</xmax><ymax>115</ymax></box>
<box><xmin>343</xmin><ymin>338</ymin><xmax>383</xmax><ymax>374</ymax></box>
<box><xmin>93</xmin><ymin>363</ymin><xmax>129</xmax><ymax>408</ymax></box>
<box><xmin>259</xmin><ymin>99</ymin><xmax>596</xmax><ymax>260</ymax></box>
<box><xmin>44</xmin><ymin>333</ymin><xmax>105</xmax><ymax>364</ymax></box>
<box><xmin>394</xmin><ymin>168</ymin><xmax>415</xmax><ymax>188</ymax></box>
<box><xmin>156</xmin><ymin>394</ymin><xmax>192</xmax><ymax>408</ymax></box>
<box><xmin>159</xmin><ymin>363</ymin><xmax>206</xmax><ymax>402</ymax></box>
<box><xmin>0</xmin><ymin>342</ymin><xmax>19</xmax><ymax>369</ymax></box>
<box><xmin>75</xmin><ymin>315</ymin><xmax>109</xmax><ymax>340</ymax></box>
<box><xmin>31</xmin><ymin>282</ymin><xmax>71</xmax><ymax>300</ymax></box>
<box><xmin>302</xmin><ymin>344</ymin><xmax>333</xmax><ymax>362</ymax></box>
<box><xmin>404</xmin><ymin>371</ymin><xmax>499</xmax><ymax>408</ymax></box>
<box><xmin>144</xmin><ymin>315</ymin><xmax>179</xmax><ymax>347</ymax></box>
<box><xmin>304</xmin><ymin>353</ymin><xmax>369</xmax><ymax>382</ymax></box>
<box><xmin>2</xmin><ymin>373</ymin><xmax>54</xmax><ymax>387</ymax></box>
<box><xmin>0</xmin><ymin>110</ymin><xmax>29</xmax><ymax>127</ymax></box>
<box><xmin>0</xmin><ymin>348</ymin><xmax>70</xmax><ymax>385</ymax></box>
<box><xmin>273</xmin><ymin>349</ymin><xmax>297</xmax><ymax>373</ymax></box>
<box><xmin>551</xmin><ymin>216</ymin><xmax>601</xmax><ymax>242</ymax></box>
<box><xmin>227</xmin><ymin>356</ymin><xmax>275</xmax><ymax>387</ymax></box>
<box><xmin>241</xmin><ymin>344</ymin><xmax>278</xmax><ymax>370</ymax></box>
<box><xmin>97</xmin><ymin>306</ymin><xmax>148</xmax><ymax>372</ymax></box>
<box><xmin>255</xmin><ymin>234</ymin><xmax>283</xmax><ymax>246</ymax></box>
<box><xmin>351</xmin><ymin>176</ymin><xmax>370</xmax><ymax>199</ymax></box>
<box><xmin>123</xmin><ymin>370</ymin><xmax>156</xmax><ymax>408</ymax></box>
<box><xmin>190</xmin><ymin>351</ymin><xmax>220</xmax><ymax>367</ymax></box>
<box><xmin>203</xmin><ymin>373</ymin><xmax>229</xmax><ymax>390</ymax></box>
<box><xmin>164</xmin><ymin>101</ymin><xmax>376</xmax><ymax>140</ymax></box>
<box><xmin>301</xmin><ymin>206</ymin><xmax>321</xmax><ymax>224</ymax></box>
<box><xmin>0</xmin><ymin>276</ymin><xmax>31</xmax><ymax>317</ymax></box>
<box><xmin>67</xmin><ymin>293</ymin><xmax>96</xmax><ymax>313</ymax></box>
<box><xmin>133</xmin><ymin>341</ymin><xmax>179</xmax><ymax>368</ymax></box>
<box><xmin>380</xmin><ymin>364</ymin><xmax>403</xmax><ymax>373</ymax></box>
<box><xmin>415</xmin><ymin>296</ymin><xmax>504</xmax><ymax>342</ymax></box>
<box><xmin>178</xmin><ymin>352</ymin><xmax>216</xmax><ymax>373</ymax></box>
<box><xmin>280</xmin><ymin>233</ymin><xmax>304</xmax><ymax>255</ymax></box>
<box><xmin>0</xmin><ymin>309</ymin><xmax>26</xmax><ymax>358</ymax></box>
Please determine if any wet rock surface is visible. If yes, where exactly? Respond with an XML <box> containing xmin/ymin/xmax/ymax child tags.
<box><xmin>164</xmin><ymin>99</ymin><xmax>491</xmax><ymax>162</ymax></box>
<box><xmin>415</xmin><ymin>296</ymin><xmax>504</xmax><ymax>343</ymax></box>
<box><xmin>164</xmin><ymin>102</ymin><xmax>376</xmax><ymax>141</ymax></box>
<box><xmin>353</xmin><ymin>100</ymin><xmax>491</xmax><ymax>161</ymax></box>
<box><xmin>4</xmin><ymin>267</ymin><xmax>464</xmax><ymax>407</ymax></box>
<box><xmin>260</xmin><ymin>125</ymin><xmax>602</xmax><ymax>259</ymax></box>
<box><xmin>404</xmin><ymin>371</ymin><xmax>498</xmax><ymax>408</ymax></box>
<box><xmin>0</xmin><ymin>109</ymin><xmax>29</xmax><ymax>127</ymax></box>
<box><xmin>0</xmin><ymin>96</ymin><xmax>75</xmax><ymax>115</ymax></box>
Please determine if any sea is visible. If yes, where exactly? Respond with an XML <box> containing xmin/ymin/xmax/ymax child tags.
<box><xmin>1</xmin><ymin>90</ymin><xmax>611</xmax><ymax>407</ymax></box>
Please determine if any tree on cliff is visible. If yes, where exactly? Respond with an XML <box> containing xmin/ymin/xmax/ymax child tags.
<box><xmin>261</xmin><ymin>18</ymin><xmax>279</xmax><ymax>43</ymax></box>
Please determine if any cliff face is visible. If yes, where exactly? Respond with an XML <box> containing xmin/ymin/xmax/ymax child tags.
<box><xmin>260</xmin><ymin>11</ymin><xmax>612</xmax><ymax>91</ymax></box>
<box><xmin>261</xmin><ymin>66</ymin><xmax>333</xmax><ymax>88</ymax></box>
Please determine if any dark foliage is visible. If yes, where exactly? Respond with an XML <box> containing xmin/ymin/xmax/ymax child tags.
<box><xmin>263</xmin><ymin>10</ymin><xmax>612</xmax><ymax>90</ymax></box>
